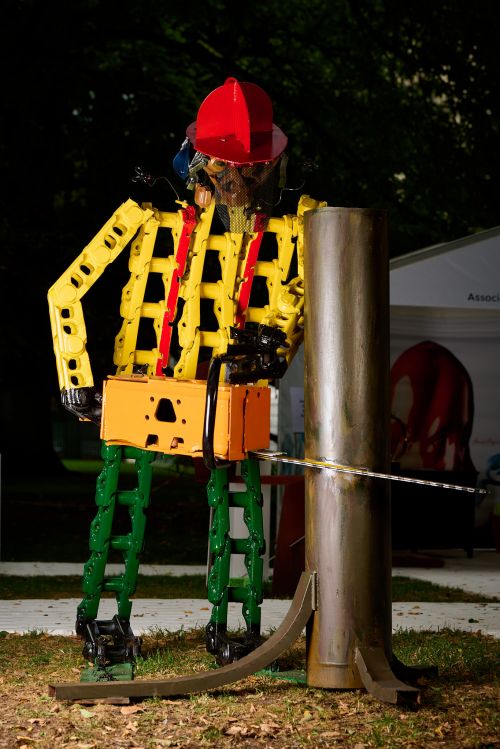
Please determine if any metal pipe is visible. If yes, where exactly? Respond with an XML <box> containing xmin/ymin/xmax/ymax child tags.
<box><xmin>303</xmin><ymin>207</ymin><xmax>391</xmax><ymax>688</ymax></box>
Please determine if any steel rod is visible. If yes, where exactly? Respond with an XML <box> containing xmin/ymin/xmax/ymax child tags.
<box><xmin>251</xmin><ymin>450</ymin><xmax>486</xmax><ymax>494</ymax></box>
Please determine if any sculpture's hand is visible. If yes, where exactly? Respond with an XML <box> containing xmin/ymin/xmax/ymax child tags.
<box><xmin>61</xmin><ymin>386</ymin><xmax>102</xmax><ymax>426</ymax></box>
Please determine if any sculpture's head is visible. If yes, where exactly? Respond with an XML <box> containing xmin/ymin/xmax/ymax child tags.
<box><xmin>176</xmin><ymin>78</ymin><xmax>288</xmax><ymax>232</ymax></box>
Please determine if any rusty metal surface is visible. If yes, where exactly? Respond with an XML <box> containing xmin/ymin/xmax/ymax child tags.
<box><xmin>303</xmin><ymin>207</ymin><xmax>393</xmax><ymax>688</ymax></box>
<box><xmin>49</xmin><ymin>572</ymin><xmax>315</xmax><ymax>702</ymax></box>
<box><xmin>355</xmin><ymin>647</ymin><xmax>420</xmax><ymax>705</ymax></box>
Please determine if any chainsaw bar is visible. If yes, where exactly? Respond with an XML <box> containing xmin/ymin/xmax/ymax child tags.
<box><xmin>250</xmin><ymin>450</ymin><xmax>487</xmax><ymax>495</ymax></box>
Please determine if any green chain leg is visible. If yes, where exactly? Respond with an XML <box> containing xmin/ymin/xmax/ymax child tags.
<box><xmin>205</xmin><ymin>458</ymin><xmax>265</xmax><ymax>662</ymax></box>
<box><xmin>240</xmin><ymin>456</ymin><xmax>265</xmax><ymax>634</ymax></box>
<box><xmin>77</xmin><ymin>442</ymin><xmax>122</xmax><ymax>622</ymax></box>
<box><xmin>206</xmin><ymin>466</ymin><xmax>231</xmax><ymax>627</ymax></box>
<box><xmin>76</xmin><ymin>443</ymin><xmax>155</xmax><ymax>670</ymax></box>
<box><xmin>105</xmin><ymin>446</ymin><xmax>155</xmax><ymax>620</ymax></box>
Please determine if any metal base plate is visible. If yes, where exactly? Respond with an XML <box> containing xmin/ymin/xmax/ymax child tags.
<box><xmin>80</xmin><ymin>662</ymin><xmax>135</xmax><ymax>682</ymax></box>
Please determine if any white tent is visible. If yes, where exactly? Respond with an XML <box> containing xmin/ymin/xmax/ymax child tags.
<box><xmin>390</xmin><ymin>226</ymin><xmax>500</xmax><ymax>483</ymax></box>
<box><xmin>390</xmin><ymin>226</ymin><xmax>500</xmax><ymax>310</ymax></box>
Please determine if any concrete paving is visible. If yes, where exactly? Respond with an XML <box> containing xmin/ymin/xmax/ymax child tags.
<box><xmin>392</xmin><ymin>549</ymin><xmax>500</xmax><ymax>599</ymax></box>
<box><xmin>1</xmin><ymin>598</ymin><xmax>499</xmax><ymax>639</ymax></box>
<box><xmin>1</xmin><ymin>549</ymin><xmax>498</xmax><ymax>638</ymax></box>
<box><xmin>0</xmin><ymin>562</ymin><xmax>207</xmax><ymax>577</ymax></box>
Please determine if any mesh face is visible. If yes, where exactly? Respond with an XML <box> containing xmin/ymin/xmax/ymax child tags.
<box><xmin>209</xmin><ymin>160</ymin><xmax>280</xmax><ymax>232</ymax></box>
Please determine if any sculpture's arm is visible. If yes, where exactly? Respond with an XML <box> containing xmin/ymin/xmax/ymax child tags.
<box><xmin>48</xmin><ymin>199</ymin><xmax>154</xmax><ymax>420</ymax></box>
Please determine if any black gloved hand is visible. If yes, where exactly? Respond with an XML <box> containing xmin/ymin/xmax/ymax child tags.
<box><xmin>61</xmin><ymin>386</ymin><xmax>102</xmax><ymax>426</ymax></box>
<box><xmin>225</xmin><ymin>324</ymin><xmax>288</xmax><ymax>383</ymax></box>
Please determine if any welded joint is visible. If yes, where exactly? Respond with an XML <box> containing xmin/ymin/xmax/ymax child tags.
<box><xmin>310</xmin><ymin>570</ymin><xmax>318</xmax><ymax>610</ymax></box>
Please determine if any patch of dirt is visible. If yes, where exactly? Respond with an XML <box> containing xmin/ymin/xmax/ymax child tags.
<box><xmin>0</xmin><ymin>631</ymin><xmax>498</xmax><ymax>749</ymax></box>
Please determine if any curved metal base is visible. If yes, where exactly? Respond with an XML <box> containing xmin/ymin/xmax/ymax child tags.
<box><xmin>49</xmin><ymin>572</ymin><xmax>316</xmax><ymax>702</ymax></box>
<box><xmin>355</xmin><ymin>647</ymin><xmax>421</xmax><ymax>705</ymax></box>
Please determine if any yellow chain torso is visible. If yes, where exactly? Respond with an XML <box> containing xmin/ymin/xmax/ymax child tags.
<box><xmin>48</xmin><ymin>195</ymin><xmax>326</xmax><ymax>390</ymax></box>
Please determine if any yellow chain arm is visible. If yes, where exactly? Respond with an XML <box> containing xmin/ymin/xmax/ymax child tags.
<box><xmin>48</xmin><ymin>200</ymin><xmax>154</xmax><ymax>391</ymax></box>
<box><xmin>259</xmin><ymin>195</ymin><xmax>327</xmax><ymax>365</ymax></box>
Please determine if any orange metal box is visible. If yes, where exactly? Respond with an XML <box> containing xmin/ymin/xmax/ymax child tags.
<box><xmin>100</xmin><ymin>375</ymin><xmax>270</xmax><ymax>460</ymax></box>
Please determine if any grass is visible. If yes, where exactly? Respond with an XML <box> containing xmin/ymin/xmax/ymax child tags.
<box><xmin>390</xmin><ymin>576</ymin><xmax>499</xmax><ymax>603</ymax></box>
<box><xmin>0</xmin><ymin>628</ymin><xmax>497</xmax><ymax>748</ymax></box>
<box><xmin>2</xmin><ymin>462</ymin><xmax>497</xmax><ymax>746</ymax></box>
<box><xmin>0</xmin><ymin>574</ymin><xmax>210</xmax><ymax>600</ymax></box>
<box><xmin>0</xmin><ymin>573</ymin><xmax>497</xmax><ymax>602</ymax></box>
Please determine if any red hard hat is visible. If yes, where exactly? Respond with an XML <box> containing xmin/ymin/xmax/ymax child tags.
<box><xmin>186</xmin><ymin>77</ymin><xmax>288</xmax><ymax>165</ymax></box>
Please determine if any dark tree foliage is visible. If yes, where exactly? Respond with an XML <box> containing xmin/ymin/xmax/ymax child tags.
<box><xmin>1</xmin><ymin>0</ymin><xmax>499</xmax><ymax>472</ymax></box>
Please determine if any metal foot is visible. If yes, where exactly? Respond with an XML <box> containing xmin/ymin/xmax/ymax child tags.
<box><xmin>49</xmin><ymin>571</ymin><xmax>315</xmax><ymax>701</ymax></box>
<box><xmin>355</xmin><ymin>646</ymin><xmax>421</xmax><ymax>705</ymax></box>
<box><xmin>205</xmin><ymin>622</ymin><xmax>262</xmax><ymax>665</ymax></box>
<box><xmin>76</xmin><ymin>615</ymin><xmax>142</xmax><ymax>669</ymax></box>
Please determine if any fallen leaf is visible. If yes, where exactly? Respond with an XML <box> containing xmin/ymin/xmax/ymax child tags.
<box><xmin>225</xmin><ymin>725</ymin><xmax>243</xmax><ymax>735</ymax></box>
<box><xmin>225</xmin><ymin>724</ymin><xmax>254</xmax><ymax>736</ymax></box>
<box><xmin>434</xmin><ymin>722</ymin><xmax>451</xmax><ymax>739</ymax></box>
<box><xmin>259</xmin><ymin>722</ymin><xmax>280</xmax><ymax>734</ymax></box>
<box><xmin>120</xmin><ymin>705</ymin><xmax>144</xmax><ymax>715</ymax></box>
<box><xmin>80</xmin><ymin>709</ymin><xmax>94</xmax><ymax>719</ymax></box>
<box><xmin>475</xmin><ymin>717</ymin><xmax>483</xmax><ymax>726</ymax></box>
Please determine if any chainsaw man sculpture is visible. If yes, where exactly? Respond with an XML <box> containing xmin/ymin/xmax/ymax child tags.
<box><xmin>48</xmin><ymin>77</ymin><xmax>325</xmax><ymax>679</ymax></box>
